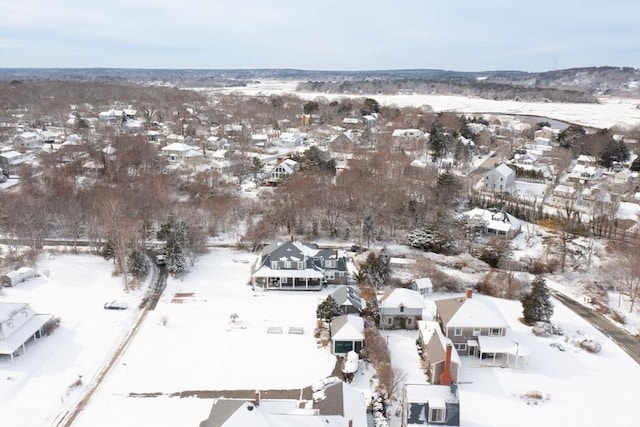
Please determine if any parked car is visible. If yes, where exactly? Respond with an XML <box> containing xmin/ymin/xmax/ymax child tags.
<box><xmin>104</xmin><ymin>300</ymin><xmax>128</xmax><ymax>310</ymax></box>
<box><xmin>155</xmin><ymin>254</ymin><xmax>166</xmax><ymax>265</ymax></box>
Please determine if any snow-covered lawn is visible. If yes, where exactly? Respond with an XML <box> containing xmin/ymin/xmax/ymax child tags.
<box><xmin>3</xmin><ymin>248</ymin><xmax>639</xmax><ymax>427</ymax></box>
<box><xmin>0</xmin><ymin>253</ymin><xmax>142</xmax><ymax>427</ymax></box>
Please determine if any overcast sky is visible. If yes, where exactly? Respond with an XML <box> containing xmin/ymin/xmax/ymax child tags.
<box><xmin>1</xmin><ymin>0</ymin><xmax>638</xmax><ymax>72</ymax></box>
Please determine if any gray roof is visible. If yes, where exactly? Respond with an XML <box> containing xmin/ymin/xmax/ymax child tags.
<box><xmin>199</xmin><ymin>399</ymin><xmax>247</xmax><ymax>427</ymax></box>
<box><xmin>331</xmin><ymin>286</ymin><xmax>363</xmax><ymax>312</ymax></box>
<box><xmin>314</xmin><ymin>381</ymin><xmax>345</xmax><ymax>416</ymax></box>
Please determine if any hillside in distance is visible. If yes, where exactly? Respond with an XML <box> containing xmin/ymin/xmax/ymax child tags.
<box><xmin>0</xmin><ymin>66</ymin><xmax>638</xmax><ymax>102</ymax></box>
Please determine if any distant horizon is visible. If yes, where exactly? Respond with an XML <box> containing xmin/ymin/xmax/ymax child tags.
<box><xmin>1</xmin><ymin>65</ymin><xmax>638</xmax><ymax>74</ymax></box>
<box><xmin>1</xmin><ymin>1</ymin><xmax>638</xmax><ymax>72</ymax></box>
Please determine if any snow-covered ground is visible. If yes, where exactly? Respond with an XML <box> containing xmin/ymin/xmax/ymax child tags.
<box><xmin>3</xmin><ymin>247</ymin><xmax>638</xmax><ymax>427</ymax></box>
<box><xmin>206</xmin><ymin>81</ymin><xmax>640</xmax><ymax>129</ymax></box>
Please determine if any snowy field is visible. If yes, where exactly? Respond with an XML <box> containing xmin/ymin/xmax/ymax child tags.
<box><xmin>0</xmin><ymin>253</ymin><xmax>143</xmax><ymax>427</ymax></box>
<box><xmin>207</xmin><ymin>81</ymin><xmax>640</xmax><ymax>129</ymax></box>
<box><xmin>3</xmin><ymin>248</ymin><xmax>640</xmax><ymax>427</ymax></box>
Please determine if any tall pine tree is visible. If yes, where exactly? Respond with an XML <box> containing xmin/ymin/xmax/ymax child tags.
<box><xmin>521</xmin><ymin>276</ymin><xmax>554</xmax><ymax>324</ymax></box>
<box><xmin>316</xmin><ymin>295</ymin><xmax>342</xmax><ymax>322</ymax></box>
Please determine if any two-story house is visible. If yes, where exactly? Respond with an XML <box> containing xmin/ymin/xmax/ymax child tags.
<box><xmin>483</xmin><ymin>163</ymin><xmax>516</xmax><ymax>193</ymax></box>
<box><xmin>379</xmin><ymin>288</ymin><xmax>426</xmax><ymax>330</ymax></box>
<box><xmin>251</xmin><ymin>241</ymin><xmax>349</xmax><ymax>290</ymax></box>
<box><xmin>331</xmin><ymin>286</ymin><xmax>366</xmax><ymax>315</ymax></box>
<box><xmin>434</xmin><ymin>290</ymin><xmax>509</xmax><ymax>357</ymax></box>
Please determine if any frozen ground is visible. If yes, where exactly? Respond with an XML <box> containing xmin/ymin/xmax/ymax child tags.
<box><xmin>207</xmin><ymin>81</ymin><xmax>640</xmax><ymax>129</ymax></box>
<box><xmin>2</xmin><ymin>248</ymin><xmax>639</xmax><ymax>427</ymax></box>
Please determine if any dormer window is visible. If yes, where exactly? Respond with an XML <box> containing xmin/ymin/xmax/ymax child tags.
<box><xmin>283</xmin><ymin>260</ymin><xmax>291</xmax><ymax>269</ymax></box>
<box><xmin>270</xmin><ymin>261</ymin><xmax>278</xmax><ymax>269</ymax></box>
<box><xmin>429</xmin><ymin>405</ymin><xmax>445</xmax><ymax>423</ymax></box>
<box><xmin>399</xmin><ymin>305</ymin><xmax>405</xmax><ymax>313</ymax></box>
<box><xmin>325</xmin><ymin>260</ymin><xmax>336</xmax><ymax>269</ymax></box>
<box><xmin>297</xmin><ymin>261</ymin><xmax>304</xmax><ymax>270</ymax></box>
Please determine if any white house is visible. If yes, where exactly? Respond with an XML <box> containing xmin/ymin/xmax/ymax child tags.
<box><xmin>265</xmin><ymin>159</ymin><xmax>298</xmax><ymax>185</ymax></box>
<box><xmin>379</xmin><ymin>288</ymin><xmax>426</xmax><ymax>330</ymax></box>
<box><xmin>411</xmin><ymin>278</ymin><xmax>433</xmax><ymax>297</ymax></box>
<box><xmin>483</xmin><ymin>163</ymin><xmax>516</xmax><ymax>193</ymax></box>
<box><xmin>161</xmin><ymin>142</ymin><xmax>202</xmax><ymax>166</ymax></box>
<box><xmin>13</xmin><ymin>132</ymin><xmax>43</xmax><ymax>149</ymax></box>
<box><xmin>461</xmin><ymin>207</ymin><xmax>523</xmax><ymax>238</ymax></box>
<box><xmin>330</xmin><ymin>314</ymin><xmax>365</xmax><ymax>355</ymax></box>
<box><xmin>0</xmin><ymin>302</ymin><xmax>54</xmax><ymax>362</ymax></box>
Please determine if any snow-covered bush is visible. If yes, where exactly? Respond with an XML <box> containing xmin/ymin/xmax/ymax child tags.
<box><xmin>371</xmin><ymin>390</ymin><xmax>390</xmax><ymax>427</ymax></box>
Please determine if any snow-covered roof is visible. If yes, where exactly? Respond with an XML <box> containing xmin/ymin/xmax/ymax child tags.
<box><xmin>251</xmin><ymin>266</ymin><xmax>323</xmax><ymax>279</ymax></box>
<box><xmin>493</xmin><ymin>163</ymin><xmax>514</xmax><ymax>178</ymax></box>
<box><xmin>413</xmin><ymin>278</ymin><xmax>433</xmax><ymax>290</ymax></box>
<box><xmin>330</xmin><ymin>315</ymin><xmax>364</xmax><ymax>341</ymax></box>
<box><xmin>404</xmin><ymin>383</ymin><xmax>459</xmax><ymax>404</ymax></box>
<box><xmin>380</xmin><ymin>288</ymin><xmax>425</xmax><ymax>309</ymax></box>
<box><xmin>461</xmin><ymin>208</ymin><xmax>522</xmax><ymax>233</ymax></box>
<box><xmin>161</xmin><ymin>142</ymin><xmax>196</xmax><ymax>152</ymax></box>
<box><xmin>436</xmin><ymin>294</ymin><xmax>509</xmax><ymax>329</ymax></box>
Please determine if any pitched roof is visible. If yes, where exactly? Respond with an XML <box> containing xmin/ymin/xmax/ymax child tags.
<box><xmin>494</xmin><ymin>163</ymin><xmax>514</xmax><ymax>178</ymax></box>
<box><xmin>380</xmin><ymin>288</ymin><xmax>425</xmax><ymax>309</ymax></box>
<box><xmin>435</xmin><ymin>295</ymin><xmax>509</xmax><ymax>329</ymax></box>
<box><xmin>314</xmin><ymin>381</ymin><xmax>367</xmax><ymax>426</ymax></box>
<box><xmin>419</xmin><ymin>321</ymin><xmax>461</xmax><ymax>366</ymax></box>
<box><xmin>331</xmin><ymin>286</ymin><xmax>363</xmax><ymax>312</ymax></box>
<box><xmin>330</xmin><ymin>315</ymin><xmax>364</xmax><ymax>341</ymax></box>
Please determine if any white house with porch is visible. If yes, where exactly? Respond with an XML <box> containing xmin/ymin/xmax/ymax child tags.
<box><xmin>0</xmin><ymin>303</ymin><xmax>54</xmax><ymax>362</ymax></box>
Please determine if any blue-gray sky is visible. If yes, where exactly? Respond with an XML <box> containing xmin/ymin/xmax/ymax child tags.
<box><xmin>0</xmin><ymin>0</ymin><xmax>638</xmax><ymax>72</ymax></box>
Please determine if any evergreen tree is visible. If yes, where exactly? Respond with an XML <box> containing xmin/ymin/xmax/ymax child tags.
<box><xmin>316</xmin><ymin>295</ymin><xmax>342</xmax><ymax>322</ymax></box>
<box><xmin>358</xmin><ymin>249</ymin><xmax>391</xmax><ymax>290</ymax></box>
<box><xmin>631</xmin><ymin>156</ymin><xmax>640</xmax><ymax>172</ymax></box>
<box><xmin>128</xmin><ymin>250</ymin><xmax>150</xmax><ymax>279</ymax></box>
<box><xmin>521</xmin><ymin>276</ymin><xmax>554</xmax><ymax>324</ymax></box>
<box><xmin>164</xmin><ymin>236</ymin><xmax>188</xmax><ymax>275</ymax></box>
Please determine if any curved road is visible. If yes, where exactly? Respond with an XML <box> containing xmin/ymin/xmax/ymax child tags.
<box><xmin>550</xmin><ymin>290</ymin><xmax>640</xmax><ymax>365</ymax></box>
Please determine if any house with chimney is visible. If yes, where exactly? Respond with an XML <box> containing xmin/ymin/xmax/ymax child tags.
<box><xmin>198</xmin><ymin>381</ymin><xmax>367</xmax><ymax>427</ymax></box>
<box><xmin>434</xmin><ymin>290</ymin><xmax>510</xmax><ymax>357</ymax></box>
<box><xmin>418</xmin><ymin>321</ymin><xmax>461</xmax><ymax>385</ymax></box>
<box><xmin>401</xmin><ymin>383</ymin><xmax>460</xmax><ymax>427</ymax></box>
<box><xmin>251</xmin><ymin>241</ymin><xmax>349</xmax><ymax>290</ymax></box>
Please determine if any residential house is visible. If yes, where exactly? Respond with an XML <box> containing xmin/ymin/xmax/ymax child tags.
<box><xmin>264</xmin><ymin>159</ymin><xmax>298</xmax><ymax>185</ymax></box>
<box><xmin>411</xmin><ymin>278</ymin><xmax>433</xmax><ymax>297</ymax></box>
<box><xmin>251</xmin><ymin>241</ymin><xmax>349</xmax><ymax>290</ymax></box>
<box><xmin>513</xmin><ymin>152</ymin><xmax>538</xmax><ymax>167</ymax></box>
<box><xmin>0</xmin><ymin>151</ymin><xmax>26</xmax><ymax>174</ymax></box>
<box><xmin>379</xmin><ymin>288</ymin><xmax>426</xmax><ymax>330</ymax></box>
<box><xmin>331</xmin><ymin>286</ymin><xmax>365</xmax><ymax>315</ymax></box>
<box><xmin>483</xmin><ymin>163</ymin><xmax>516</xmax><ymax>193</ymax></box>
<box><xmin>278</xmin><ymin>132</ymin><xmax>302</xmax><ymax>146</ymax></box>
<box><xmin>576</xmin><ymin>155</ymin><xmax>597</xmax><ymax>166</ymax></box>
<box><xmin>576</xmin><ymin>187</ymin><xmax>617</xmax><ymax>215</ymax></box>
<box><xmin>461</xmin><ymin>207</ymin><xmax>523</xmax><ymax>238</ymax></box>
<box><xmin>567</xmin><ymin>163</ymin><xmax>602</xmax><ymax>185</ymax></box>
<box><xmin>401</xmin><ymin>383</ymin><xmax>460</xmax><ymax>427</ymax></box>
<box><xmin>548</xmin><ymin>184</ymin><xmax>578</xmax><ymax>209</ymax></box>
<box><xmin>330</xmin><ymin>314</ymin><xmax>364</xmax><ymax>355</ymax></box>
<box><xmin>13</xmin><ymin>131</ymin><xmax>43</xmax><ymax>149</ymax></box>
<box><xmin>534</xmin><ymin>126</ymin><xmax>557</xmax><ymax>141</ymax></box>
<box><xmin>0</xmin><ymin>302</ymin><xmax>54</xmax><ymax>362</ymax></box>
<box><xmin>611</xmin><ymin>168</ymin><xmax>636</xmax><ymax>194</ymax></box>
<box><xmin>418</xmin><ymin>321</ymin><xmax>461</xmax><ymax>385</ymax></box>
<box><xmin>199</xmin><ymin>381</ymin><xmax>367</xmax><ymax>427</ymax></box>
<box><xmin>161</xmin><ymin>142</ymin><xmax>203</xmax><ymax>168</ymax></box>
<box><xmin>434</xmin><ymin>290</ymin><xmax>510</xmax><ymax>356</ymax></box>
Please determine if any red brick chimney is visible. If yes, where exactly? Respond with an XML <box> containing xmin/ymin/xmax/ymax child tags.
<box><xmin>465</xmin><ymin>289</ymin><xmax>473</xmax><ymax>299</ymax></box>
<box><xmin>439</xmin><ymin>344</ymin><xmax>453</xmax><ymax>385</ymax></box>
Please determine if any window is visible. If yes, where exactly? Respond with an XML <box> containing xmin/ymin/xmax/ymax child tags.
<box><xmin>325</xmin><ymin>260</ymin><xmax>336</xmax><ymax>268</ymax></box>
<box><xmin>490</xmin><ymin>328</ymin><xmax>501</xmax><ymax>336</ymax></box>
<box><xmin>472</xmin><ymin>328</ymin><xmax>481</xmax><ymax>336</ymax></box>
<box><xmin>406</xmin><ymin>317</ymin><xmax>413</xmax><ymax>326</ymax></box>
<box><xmin>400</xmin><ymin>305</ymin><xmax>405</xmax><ymax>313</ymax></box>
<box><xmin>283</xmin><ymin>260</ymin><xmax>291</xmax><ymax>269</ymax></box>
<box><xmin>387</xmin><ymin>317</ymin><xmax>393</xmax><ymax>325</ymax></box>
<box><xmin>297</xmin><ymin>261</ymin><xmax>304</xmax><ymax>270</ymax></box>
<box><xmin>270</xmin><ymin>261</ymin><xmax>278</xmax><ymax>269</ymax></box>
<box><xmin>454</xmin><ymin>343</ymin><xmax>467</xmax><ymax>351</ymax></box>
<box><xmin>325</xmin><ymin>271</ymin><xmax>335</xmax><ymax>280</ymax></box>
<box><xmin>429</xmin><ymin>407</ymin><xmax>445</xmax><ymax>423</ymax></box>
<box><xmin>454</xmin><ymin>328</ymin><xmax>462</xmax><ymax>336</ymax></box>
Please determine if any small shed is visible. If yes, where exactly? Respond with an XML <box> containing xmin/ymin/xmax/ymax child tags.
<box><xmin>1</xmin><ymin>267</ymin><xmax>36</xmax><ymax>287</ymax></box>
<box><xmin>411</xmin><ymin>278</ymin><xmax>433</xmax><ymax>296</ymax></box>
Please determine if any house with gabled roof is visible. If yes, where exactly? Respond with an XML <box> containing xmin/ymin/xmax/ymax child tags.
<box><xmin>330</xmin><ymin>286</ymin><xmax>365</xmax><ymax>315</ymax></box>
<box><xmin>264</xmin><ymin>159</ymin><xmax>298</xmax><ymax>185</ymax></box>
<box><xmin>418</xmin><ymin>321</ymin><xmax>461</xmax><ymax>385</ymax></box>
<box><xmin>330</xmin><ymin>314</ymin><xmax>365</xmax><ymax>355</ymax></box>
<box><xmin>251</xmin><ymin>241</ymin><xmax>348</xmax><ymax>290</ymax></box>
<box><xmin>379</xmin><ymin>288</ymin><xmax>426</xmax><ymax>330</ymax></box>
<box><xmin>460</xmin><ymin>207</ymin><xmax>522</xmax><ymax>238</ymax></box>
<box><xmin>198</xmin><ymin>381</ymin><xmax>367</xmax><ymax>427</ymax></box>
<box><xmin>402</xmin><ymin>383</ymin><xmax>460</xmax><ymax>427</ymax></box>
<box><xmin>434</xmin><ymin>290</ymin><xmax>509</xmax><ymax>356</ymax></box>
<box><xmin>1</xmin><ymin>302</ymin><xmax>55</xmax><ymax>362</ymax></box>
<box><xmin>483</xmin><ymin>163</ymin><xmax>516</xmax><ymax>193</ymax></box>
<box><xmin>411</xmin><ymin>278</ymin><xmax>433</xmax><ymax>297</ymax></box>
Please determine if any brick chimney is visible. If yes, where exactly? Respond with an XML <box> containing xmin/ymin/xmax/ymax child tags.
<box><xmin>465</xmin><ymin>289</ymin><xmax>473</xmax><ymax>299</ymax></box>
<box><xmin>255</xmin><ymin>390</ymin><xmax>260</xmax><ymax>406</ymax></box>
<box><xmin>439</xmin><ymin>343</ymin><xmax>453</xmax><ymax>385</ymax></box>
